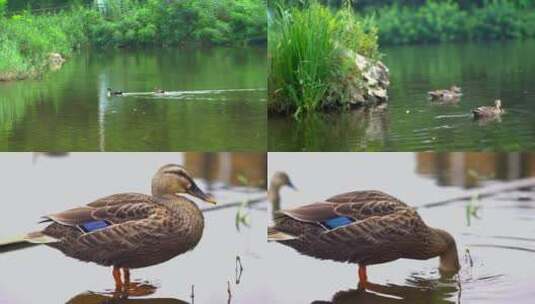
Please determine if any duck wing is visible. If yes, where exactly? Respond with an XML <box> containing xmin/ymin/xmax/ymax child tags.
<box><xmin>312</xmin><ymin>208</ymin><xmax>426</xmax><ymax>264</ymax></box>
<box><xmin>327</xmin><ymin>190</ymin><xmax>410</xmax><ymax>219</ymax></box>
<box><xmin>274</xmin><ymin>191</ymin><xmax>411</xmax><ymax>235</ymax></box>
<box><xmin>41</xmin><ymin>193</ymin><xmax>173</xmax><ymax>266</ymax></box>
<box><xmin>42</xmin><ymin>193</ymin><xmax>158</xmax><ymax>227</ymax></box>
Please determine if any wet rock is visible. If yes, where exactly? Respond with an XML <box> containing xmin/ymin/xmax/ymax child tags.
<box><xmin>341</xmin><ymin>50</ymin><xmax>390</xmax><ymax>107</ymax></box>
<box><xmin>48</xmin><ymin>53</ymin><xmax>66</xmax><ymax>71</ymax></box>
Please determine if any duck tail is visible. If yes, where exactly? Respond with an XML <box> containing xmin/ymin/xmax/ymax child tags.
<box><xmin>268</xmin><ymin>227</ymin><xmax>298</xmax><ymax>242</ymax></box>
<box><xmin>0</xmin><ymin>232</ymin><xmax>58</xmax><ymax>253</ymax></box>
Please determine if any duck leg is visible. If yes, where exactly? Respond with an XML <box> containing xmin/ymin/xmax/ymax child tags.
<box><xmin>358</xmin><ymin>264</ymin><xmax>368</xmax><ymax>290</ymax></box>
<box><xmin>112</xmin><ymin>266</ymin><xmax>123</xmax><ymax>292</ymax></box>
<box><xmin>123</xmin><ymin>268</ymin><xmax>131</xmax><ymax>289</ymax></box>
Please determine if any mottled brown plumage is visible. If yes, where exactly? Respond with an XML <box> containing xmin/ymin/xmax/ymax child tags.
<box><xmin>473</xmin><ymin>99</ymin><xmax>504</xmax><ymax>119</ymax></box>
<box><xmin>269</xmin><ymin>190</ymin><xmax>460</xmax><ymax>286</ymax></box>
<box><xmin>15</xmin><ymin>164</ymin><xmax>216</xmax><ymax>295</ymax></box>
<box><xmin>428</xmin><ymin>86</ymin><xmax>462</xmax><ymax>102</ymax></box>
<box><xmin>42</xmin><ymin>193</ymin><xmax>205</xmax><ymax>268</ymax></box>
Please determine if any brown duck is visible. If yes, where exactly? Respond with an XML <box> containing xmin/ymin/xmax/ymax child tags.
<box><xmin>428</xmin><ymin>86</ymin><xmax>462</xmax><ymax>101</ymax></box>
<box><xmin>0</xmin><ymin>164</ymin><xmax>216</xmax><ymax>295</ymax></box>
<box><xmin>268</xmin><ymin>190</ymin><xmax>460</xmax><ymax>289</ymax></box>
<box><xmin>472</xmin><ymin>99</ymin><xmax>504</xmax><ymax>118</ymax></box>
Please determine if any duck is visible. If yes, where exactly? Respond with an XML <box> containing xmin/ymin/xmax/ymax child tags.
<box><xmin>0</xmin><ymin>164</ymin><xmax>216</xmax><ymax>296</ymax></box>
<box><xmin>107</xmin><ymin>88</ymin><xmax>124</xmax><ymax>97</ymax></box>
<box><xmin>268</xmin><ymin>190</ymin><xmax>460</xmax><ymax>289</ymax></box>
<box><xmin>472</xmin><ymin>99</ymin><xmax>504</xmax><ymax>119</ymax></box>
<box><xmin>428</xmin><ymin>86</ymin><xmax>462</xmax><ymax>101</ymax></box>
<box><xmin>154</xmin><ymin>87</ymin><xmax>166</xmax><ymax>95</ymax></box>
<box><xmin>268</xmin><ymin>172</ymin><xmax>296</xmax><ymax>214</ymax></box>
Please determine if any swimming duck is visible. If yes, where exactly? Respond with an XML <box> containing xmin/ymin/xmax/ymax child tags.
<box><xmin>0</xmin><ymin>164</ymin><xmax>216</xmax><ymax>295</ymax></box>
<box><xmin>268</xmin><ymin>190</ymin><xmax>460</xmax><ymax>289</ymax></box>
<box><xmin>154</xmin><ymin>88</ymin><xmax>166</xmax><ymax>95</ymax></box>
<box><xmin>428</xmin><ymin>86</ymin><xmax>462</xmax><ymax>101</ymax></box>
<box><xmin>472</xmin><ymin>99</ymin><xmax>504</xmax><ymax>118</ymax></box>
<box><xmin>268</xmin><ymin>172</ymin><xmax>296</xmax><ymax>214</ymax></box>
<box><xmin>107</xmin><ymin>88</ymin><xmax>123</xmax><ymax>97</ymax></box>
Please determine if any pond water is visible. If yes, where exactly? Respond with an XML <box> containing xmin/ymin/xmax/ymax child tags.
<box><xmin>268</xmin><ymin>40</ymin><xmax>535</xmax><ymax>151</ymax></box>
<box><xmin>0</xmin><ymin>47</ymin><xmax>266</xmax><ymax>151</ymax></box>
<box><xmin>266</xmin><ymin>152</ymin><xmax>535</xmax><ymax>303</ymax></box>
<box><xmin>0</xmin><ymin>153</ymin><xmax>267</xmax><ymax>304</ymax></box>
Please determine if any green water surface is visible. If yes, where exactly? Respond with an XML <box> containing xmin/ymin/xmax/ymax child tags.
<box><xmin>268</xmin><ymin>40</ymin><xmax>535</xmax><ymax>151</ymax></box>
<box><xmin>0</xmin><ymin>47</ymin><xmax>267</xmax><ymax>151</ymax></box>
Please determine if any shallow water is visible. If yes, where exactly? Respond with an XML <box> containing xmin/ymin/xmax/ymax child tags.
<box><xmin>0</xmin><ymin>47</ymin><xmax>266</xmax><ymax>151</ymax></box>
<box><xmin>268</xmin><ymin>40</ymin><xmax>535</xmax><ymax>151</ymax></box>
<box><xmin>0</xmin><ymin>153</ymin><xmax>267</xmax><ymax>303</ymax></box>
<box><xmin>266</xmin><ymin>153</ymin><xmax>535</xmax><ymax>303</ymax></box>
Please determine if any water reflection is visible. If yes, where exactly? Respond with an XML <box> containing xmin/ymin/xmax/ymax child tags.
<box><xmin>66</xmin><ymin>292</ymin><xmax>188</xmax><ymax>304</ymax></box>
<box><xmin>416</xmin><ymin>152</ymin><xmax>535</xmax><ymax>188</ymax></box>
<box><xmin>269</xmin><ymin>104</ymin><xmax>390</xmax><ymax>151</ymax></box>
<box><xmin>184</xmin><ymin>152</ymin><xmax>266</xmax><ymax>188</ymax></box>
<box><xmin>311</xmin><ymin>280</ymin><xmax>457</xmax><ymax>304</ymax></box>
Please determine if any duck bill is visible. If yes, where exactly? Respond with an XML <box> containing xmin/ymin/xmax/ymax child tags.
<box><xmin>288</xmin><ymin>180</ymin><xmax>297</xmax><ymax>191</ymax></box>
<box><xmin>187</xmin><ymin>182</ymin><xmax>217</xmax><ymax>204</ymax></box>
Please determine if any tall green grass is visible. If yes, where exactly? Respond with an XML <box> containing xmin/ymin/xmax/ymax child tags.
<box><xmin>269</xmin><ymin>2</ymin><xmax>379</xmax><ymax>115</ymax></box>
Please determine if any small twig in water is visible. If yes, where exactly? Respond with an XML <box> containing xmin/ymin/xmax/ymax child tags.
<box><xmin>227</xmin><ymin>280</ymin><xmax>232</xmax><ymax>304</ymax></box>
<box><xmin>191</xmin><ymin>284</ymin><xmax>195</xmax><ymax>304</ymax></box>
<box><xmin>235</xmin><ymin>256</ymin><xmax>244</xmax><ymax>284</ymax></box>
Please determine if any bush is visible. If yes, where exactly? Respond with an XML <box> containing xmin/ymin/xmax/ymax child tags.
<box><xmin>370</xmin><ymin>0</ymin><xmax>535</xmax><ymax>45</ymax></box>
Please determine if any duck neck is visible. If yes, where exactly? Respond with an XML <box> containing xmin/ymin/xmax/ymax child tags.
<box><xmin>268</xmin><ymin>181</ymin><xmax>281</xmax><ymax>212</ymax></box>
<box><xmin>433</xmin><ymin>228</ymin><xmax>461</xmax><ymax>274</ymax></box>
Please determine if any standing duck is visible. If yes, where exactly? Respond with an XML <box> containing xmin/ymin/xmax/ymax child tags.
<box><xmin>107</xmin><ymin>88</ymin><xmax>124</xmax><ymax>97</ymax></box>
<box><xmin>0</xmin><ymin>164</ymin><xmax>216</xmax><ymax>296</ymax></box>
<box><xmin>472</xmin><ymin>99</ymin><xmax>504</xmax><ymax>119</ymax></box>
<box><xmin>268</xmin><ymin>190</ymin><xmax>460</xmax><ymax>289</ymax></box>
<box><xmin>428</xmin><ymin>86</ymin><xmax>462</xmax><ymax>101</ymax></box>
<box><xmin>268</xmin><ymin>172</ymin><xmax>296</xmax><ymax>214</ymax></box>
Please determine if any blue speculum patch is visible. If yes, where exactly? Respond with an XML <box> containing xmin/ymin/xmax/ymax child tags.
<box><xmin>79</xmin><ymin>220</ymin><xmax>111</xmax><ymax>233</ymax></box>
<box><xmin>322</xmin><ymin>216</ymin><xmax>354</xmax><ymax>229</ymax></box>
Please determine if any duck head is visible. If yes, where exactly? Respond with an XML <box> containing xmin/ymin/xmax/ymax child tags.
<box><xmin>152</xmin><ymin>164</ymin><xmax>216</xmax><ymax>204</ymax></box>
<box><xmin>450</xmin><ymin>86</ymin><xmax>462</xmax><ymax>93</ymax></box>
<box><xmin>270</xmin><ymin>172</ymin><xmax>296</xmax><ymax>191</ymax></box>
<box><xmin>433</xmin><ymin>228</ymin><xmax>461</xmax><ymax>274</ymax></box>
<box><xmin>495</xmin><ymin>99</ymin><xmax>502</xmax><ymax>110</ymax></box>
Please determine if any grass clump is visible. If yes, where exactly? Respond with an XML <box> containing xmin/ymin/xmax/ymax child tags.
<box><xmin>269</xmin><ymin>2</ymin><xmax>379</xmax><ymax>116</ymax></box>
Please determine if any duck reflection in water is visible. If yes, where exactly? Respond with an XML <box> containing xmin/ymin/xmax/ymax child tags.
<box><xmin>311</xmin><ymin>274</ymin><xmax>458</xmax><ymax>304</ymax></box>
<box><xmin>67</xmin><ymin>291</ymin><xmax>188</xmax><ymax>304</ymax></box>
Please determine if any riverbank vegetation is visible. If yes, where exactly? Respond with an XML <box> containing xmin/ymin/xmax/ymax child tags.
<box><xmin>0</xmin><ymin>0</ymin><xmax>266</xmax><ymax>80</ymax></box>
<box><xmin>280</xmin><ymin>0</ymin><xmax>535</xmax><ymax>45</ymax></box>
<box><xmin>372</xmin><ymin>0</ymin><xmax>535</xmax><ymax>44</ymax></box>
<box><xmin>268</xmin><ymin>2</ymin><xmax>380</xmax><ymax>116</ymax></box>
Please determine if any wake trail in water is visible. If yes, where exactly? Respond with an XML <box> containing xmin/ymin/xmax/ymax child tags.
<box><xmin>434</xmin><ymin>113</ymin><xmax>472</xmax><ymax>119</ymax></box>
<box><xmin>119</xmin><ymin>88</ymin><xmax>266</xmax><ymax>98</ymax></box>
